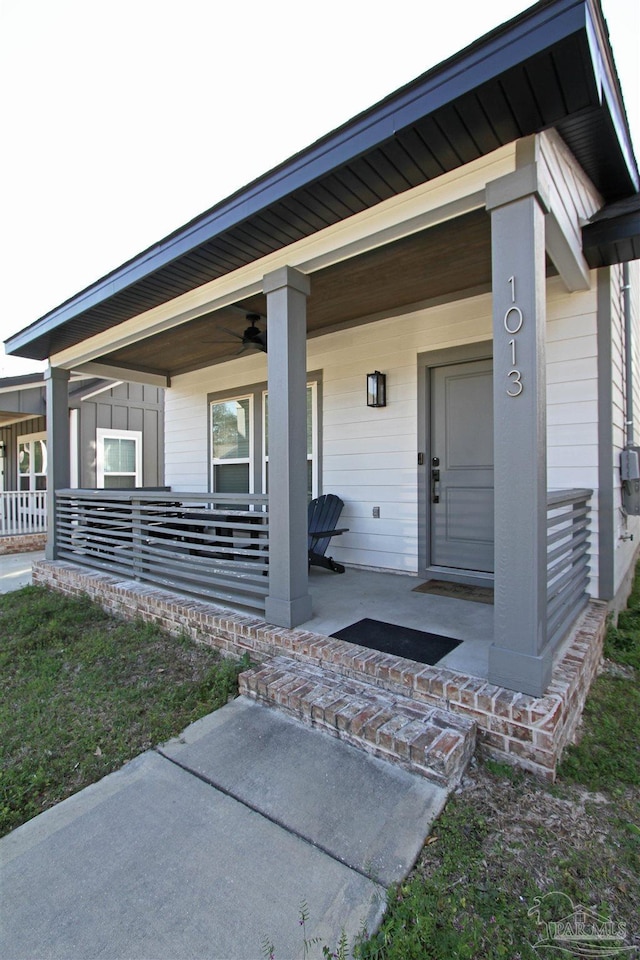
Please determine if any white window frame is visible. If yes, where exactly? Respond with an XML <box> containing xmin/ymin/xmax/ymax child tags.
<box><xmin>69</xmin><ymin>409</ymin><xmax>79</xmax><ymax>488</ymax></box>
<box><xmin>309</xmin><ymin>380</ymin><xmax>319</xmax><ymax>499</ymax></box>
<box><xmin>210</xmin><ymin>394</ymin><xmax>255</xmax><ymax>494</ymax></box>
<box><xmin>96</xmin><ymin>428</ymin><xmax>142</xmax><ymax>488</ymax></box>
<box><xmin>262</xmin><ymin>380</ymin><xmax>318</xmax><ymax>500</ymax></box>
<box><xmin>17</xmin><ymin>431</ymin><xmax>47</xmax><ymax>492</ymax></box>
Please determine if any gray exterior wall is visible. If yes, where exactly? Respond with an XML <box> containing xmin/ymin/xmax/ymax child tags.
<box><xmin>72</xmin><ymin>383</ymin><xmax>164</xmax><ymax>488</ymax></box>
<box><xmin>0</xmin><ymin>415</ymin><xmax>47</xmax><ymax>490</ymax></box>
<box><xmin>0</xmin><ymin>382</ymin><xmax>164</xmax><ymax>491</ymax></box>
<box><xmin>0</xmin><ymin>385</ymin><xmax>46</xmax><ymax>420</ymax></box>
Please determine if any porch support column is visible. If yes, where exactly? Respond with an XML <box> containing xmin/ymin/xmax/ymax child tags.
<box><xmin>264</xmin><ymin>266</ymin><xmax>313</xmax><ymax>628</ymax></box>
<box><xmin>44</xmin><ymin>366</ymin><xmax>70</xmax><ymax>561</ymax></box>
<box><xmin>486</xmin><ymin>166</ymin><xmax>551</xmax><ymax>696</ymax></box>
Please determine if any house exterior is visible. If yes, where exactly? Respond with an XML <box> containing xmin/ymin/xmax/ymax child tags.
<box><xmin>4</xmin><ymin>0</ymin><xmax>639</xmax><ymax>752</ymax></box>
<box><xmin>0</xmin><ymin>373</ymin><xmax>164</xmax><ymax>548</ymax></box>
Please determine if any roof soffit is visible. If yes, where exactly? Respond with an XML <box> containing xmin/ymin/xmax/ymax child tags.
<box><xmin>47</xmin><ymin>150</ymin><xmax>510</xmax><ymax>371</ymax></box>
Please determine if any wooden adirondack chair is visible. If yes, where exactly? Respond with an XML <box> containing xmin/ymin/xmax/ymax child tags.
<box><xmin>308</xmin><ymin>494</ymin><xmax>349</xmax><ymax>573</ymax></box>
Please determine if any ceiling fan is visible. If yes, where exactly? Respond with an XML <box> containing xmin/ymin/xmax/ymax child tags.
<box><xmin>209</xmin><ymin>313</ymin><xmax>267</xmax><ymax>354</ymax></box>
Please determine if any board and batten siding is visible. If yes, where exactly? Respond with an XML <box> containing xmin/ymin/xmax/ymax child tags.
<box><xmin>0</xmin><ymin>416</ymin><xmax>47</xmax><ymax>491</ymax></box>
<box><xmin>75</xmin><ymin>383</ymin><xmax>164</xmax><ymax>488</ymax></box>
<box><xmin>166</xmin><ymin>280</ymin><xmax>604</xmax><ymax>586</ymax></box>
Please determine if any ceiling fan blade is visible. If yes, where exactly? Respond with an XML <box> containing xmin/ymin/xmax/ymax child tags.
<box><xmin>202</xmin><ymin>314</ymin><xmax>267</xmax><ymax>352</ymax></box>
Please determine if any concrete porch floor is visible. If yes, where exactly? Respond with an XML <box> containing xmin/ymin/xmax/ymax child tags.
<box><xmin>304</xmin><ymin>567</ymin><xmax>494</xmax><ymax>680</ymax></box>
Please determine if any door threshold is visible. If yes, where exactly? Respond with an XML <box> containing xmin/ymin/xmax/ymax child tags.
<box><xmin>424</xmin><ymin>567</ymin><xmax>494</xmax><ymax>589</ymax></box>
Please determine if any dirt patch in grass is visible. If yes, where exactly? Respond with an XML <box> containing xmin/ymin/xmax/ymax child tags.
<box><xmin>359</xmin><ymin>758</ymin><xmax>639</xmax><ymax>958</ymax></box>
<box><xmin>358</xmin><ymin>650</ymin><xmax>640</xmax><ymax>959</ymax></box>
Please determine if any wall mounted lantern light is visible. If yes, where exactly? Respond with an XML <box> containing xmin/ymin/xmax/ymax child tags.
<box><xmin>366</xmin><ymin>371</ymin><xmax>387</xmax><ymax>408</ymax></box>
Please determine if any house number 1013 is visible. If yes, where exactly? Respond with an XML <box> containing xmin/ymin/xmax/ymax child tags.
<box><xmin>505</xmin><ymin>275</ymin><xmax>523</xmax><ymax>397</ymax></box>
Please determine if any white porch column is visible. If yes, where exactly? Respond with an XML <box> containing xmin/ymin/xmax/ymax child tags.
<box><xmin>486</xmin><ymin>166</ymin><xmax>551</xmax><ymax>696</ymax></box>
<box><xmin>264</xmin><ymin>266</ymin><xmax>313</xmax><ymax>628</ymax></box>
<box><xmin>44</xmin><ymin>366</ymin><xmax>70</xmax><ymax>561</ymax></box>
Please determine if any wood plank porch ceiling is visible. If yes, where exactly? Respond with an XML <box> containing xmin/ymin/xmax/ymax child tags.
<box><xmin>103</xmin><ymin>210</ymin><xmax>494</xmax><ymax>377</ymax></box>
<box><xmin>102</xmin><ymin>210</ymin><xmax>561</xmax><ymax>378</ymax></box>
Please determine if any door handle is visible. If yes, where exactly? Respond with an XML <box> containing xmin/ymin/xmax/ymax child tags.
<box><xmin>431</xmin><ymin>468</ymin><xmax>440</xmax><ymax>503</ymax></box>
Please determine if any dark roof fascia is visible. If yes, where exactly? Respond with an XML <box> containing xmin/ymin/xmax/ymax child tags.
<box><xmin>582</xmin><ymin>193</ymin><xmax>640</xmax><ymax>267</ymax></box>
<box><xmin>5</xmin><ymin>0</ymin><xmax>637</xmax><ymax>362</ymax></box>
<box><xmin>584</xmin><ymin>0</ymin><xmax>638</xmax><ymax>192</ymax></box>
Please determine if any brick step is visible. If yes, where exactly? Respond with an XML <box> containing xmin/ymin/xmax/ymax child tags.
<box><xmin>239</xmin><ymin>656</ymin><xmax>476</xmax><ymax>787</ymax></box>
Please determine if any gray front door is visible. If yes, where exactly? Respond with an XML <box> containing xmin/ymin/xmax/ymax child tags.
<box><xmin>430</xmin><ymin>359</ymin><xmax>494</xmax><ymax>572</ymax></box>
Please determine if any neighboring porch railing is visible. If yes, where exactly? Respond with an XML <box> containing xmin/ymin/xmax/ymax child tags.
<box><xmin>55</xmin><ymin>490</ymin><xmax>270</xmax><ymax>612</ymax></box>
<box><xmin>547</xmin><ymin>488</ymin><xmax>592</xmax><ymax>649</ymax></box>
<box><xmin>0</xmin><ymin>490</ymin><xmax>47</xmax><ymax>536</ymax></box>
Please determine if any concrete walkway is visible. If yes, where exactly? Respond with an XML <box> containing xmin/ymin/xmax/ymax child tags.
<box><xmin>0</xmin><ymin>550</ymin><xmax>45</xmax><ymax>593</ymax></box>
<box><xmin>1</xmin><ymin>696</ymin><xmax>448</xmax><ymax>960</ymax></box>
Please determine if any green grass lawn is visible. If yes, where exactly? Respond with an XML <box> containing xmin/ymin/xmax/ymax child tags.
<box><xmin>353</xmin><ymin>567</ymin><xmax>640</xmax><ymax>959</ymax></box>
<box><xmin>2</xmin><ymin>575</ymin><xmax>639</xmax><ymax>959</ymax></box>
<box><xmin>0</xmin><ymin>585</ymin><xmax>247</xmax><ymax>837</ymax></box>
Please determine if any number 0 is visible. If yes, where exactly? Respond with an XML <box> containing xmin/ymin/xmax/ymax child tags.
<box><xmin>504</xmin><ymin>306</ymin><xmax>524</xmax><ymax>334</ymax></box>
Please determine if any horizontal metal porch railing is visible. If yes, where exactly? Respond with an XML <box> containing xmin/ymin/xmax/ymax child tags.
<box><xmin>0</xmin><ymin>490</ymin><xmax>47</xmax><ymax>536</ymax></box>
<box><xmin>55</xmin><ymin>490</ymin><xmax>269</xmax><ymax>612</ymax></box>
<box><xmin>54</xmin><ymin>487</ymin><xmax>592</xmax><ymax>631</ymax></box>
<box><xmin>547</xmin><ymin>488</ymin><xmax>592</xmax><ymax>649</ymax></box>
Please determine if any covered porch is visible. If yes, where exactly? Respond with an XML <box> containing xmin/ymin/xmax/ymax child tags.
<box><xmin>7</xmin><ymin>0</ymin><xmax>638</xmax><ymax>719</ymax></box>
<box><xmin>37</xmin><ymin>126</ymin><xmax>606</xmax><ymax>698</ymax></box>
<box><xmin>40</xmin><ymin>478</ymin><xmax>596</xmax><ymax>781</ymax></box>
<box><xmin>50</xmin><ymin>485</ymin><xmax>593</xmax><ymax>688</ymax></box>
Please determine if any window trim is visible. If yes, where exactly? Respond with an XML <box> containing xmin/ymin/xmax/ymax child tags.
<box><xmin>96</xmin><ymin>428</ymin><xmax>143</xmax><ymax>488</ymax></box>
<box><xmin>17</xmin><ymin>431</ymin><xmax>47</xmax><ymax>492</ymax></box>
<box><xmin>210</xmin><ymin>393</ymin><xmax>255</xmax><ymax>494</ymax></box>
<box><xmin>208</xmin><ymin>375</ymin><xmax>321</xmax><ymax>498</ymax></box>
<box><xmin>262</xmin><ymin>381</ymin><xmax>319</xmax><ymax>499</ymax></box>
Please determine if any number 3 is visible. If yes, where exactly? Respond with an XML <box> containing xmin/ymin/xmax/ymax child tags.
<box><xmin>507</xmin><ymin>369</ymin><xmax>523</xmax><ymax>397</ymax></box>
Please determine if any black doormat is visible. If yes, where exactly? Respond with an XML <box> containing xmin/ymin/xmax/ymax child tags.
<box><xmin>331</xmin><ymin>618</ymin><xmax>461</xmax><ymax>666</ymax></box>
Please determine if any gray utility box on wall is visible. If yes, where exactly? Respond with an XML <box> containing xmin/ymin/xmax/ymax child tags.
<box><xmin>621</xmin><ymin>446</ymin><xmax>640</xmax><ymax>515</ymax></box>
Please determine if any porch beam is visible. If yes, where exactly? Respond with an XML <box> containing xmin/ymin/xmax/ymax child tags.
<box><xmin>486</xmin><ymin>168</ymin><xmax>551</xmax><ymax>697</ymax></box>
<box><xmin>73</xmin><ymin>361</ymin><xmax>170</xmax><ymax>388</ymax></box>
<box><xmin>44</xmin><ymin>366</ymin><xmax>70</xmax><ymax>561</ymax></box>
<box><xmin>517</xmin><ymin>134</ymin><xmax>594</xmax><ymax>293</ymax></box>
<box><xmin>264</xmin><ymin>266</ymin><xmax>313</xmax><ymax>628</ymax></box>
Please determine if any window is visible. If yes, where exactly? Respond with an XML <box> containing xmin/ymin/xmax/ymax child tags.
<box><xmin>210</xmin><ymin>381</ymin><xmax>319</xmax><ymax>498</ymax></box>
<box><xmin>96</xmin><ymin>429</ymin><xmax>142</xmax><ymax>488</ymax></box>
<box><xmin>263</xmin><ymin>383</ymin><xmax>318</xmax><ymax>500</ymax></box>
<box><xmin>210</xmin><ymin>396</ymin><xmax>253</xmax><ymax>493</ymax></box>
<box><xmin>18</xmin><ymin>433</ymin><xmax>47</xmax><ymax>491</ymax></box>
